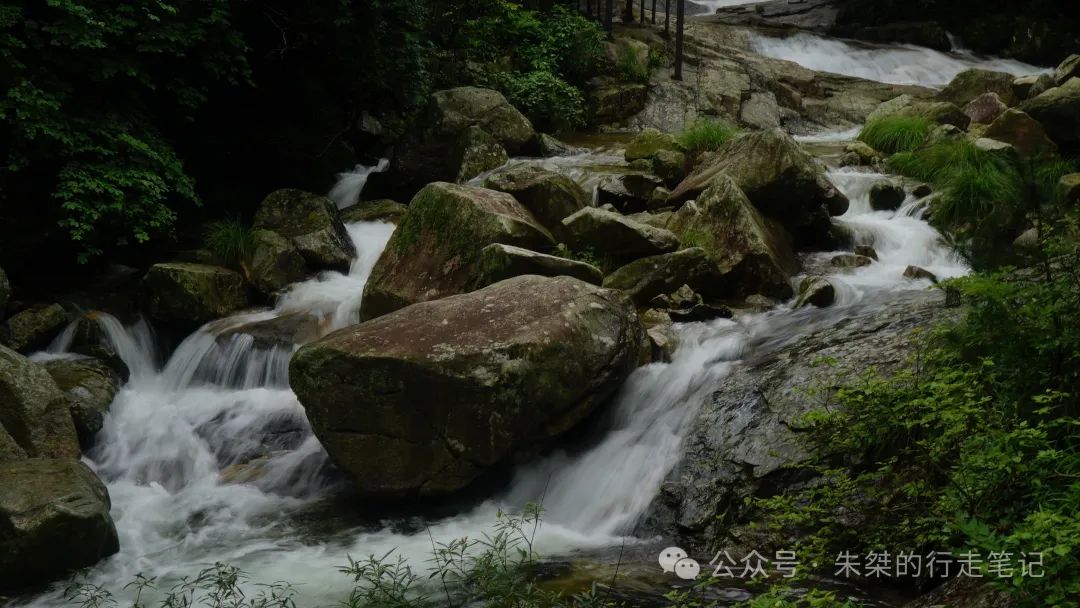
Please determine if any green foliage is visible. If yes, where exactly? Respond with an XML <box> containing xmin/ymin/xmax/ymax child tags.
<box><xmin>65</xmin><ymin>564</ymin><xmax>298</xmax><ymax>608</ymax></box>
<box><xmin>203</xmin><ymin>219</ymin><xmax>256</xmax><ymax>273</ymax></box>
<box><xmin>554</xmin><ymin>243</ymin><xmax>616</xmax><ymax>274</ymax></box>
<box><xmin>857</xmin><ymin>115</ymin><xmax>933</xmax><ymax>154</ymax></box>
<box><xmin>676</xmin><ymin>120</ymin><xmax>741</xmax><ymax>156</ymax></box>
<box><xmin>486</xmin><ymin>70</ymin><xmax>588</xmax><ymax>133</ymax></box>
<box><xmin>615</xmin><ymin>46</ymin><xmax>651</xmax><ymax>84</ymax></box>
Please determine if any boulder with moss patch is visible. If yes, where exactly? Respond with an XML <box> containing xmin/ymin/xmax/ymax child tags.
<box><xmin>603</xmin><ymin>248</ymin><xmax>722</xmax><ymax>305</ymax></box>
<box><xmin>484</xmin><ymin>166</ymin><xmax>590</xmax><ymax>239</ymax></box>
<box><xmin>866</xmin><ymin>94</ymin><xmax>971</xmax><ymax>130</ymax></box>
<box><xmin>253</xmin><ymin>189</ymin><xmax>355</xmax><ymax>272</ymax></box>
<box><xmin>562</xmin><ymin>207</ymin><xmax>680</xmax><ymax>262</ymax></box>
<box><xmin>0</xmin><ymin>345</ymin><xmax>80</xmax><ymax>460</ymax></box>
<box><xmin>1</xmin><ymin>304</ymin><xmax>68</xmax><ymax>353</ymax></box>
<box><xmin>625</xmin><ymin>128</ymin><xmax>683</xmax><ymax>162</ymax></box>
<box><xmin>248</xmin><ymin>229</ymin><xmax>308</xmax><ymax>295</ymax></box>
<box><xmin>938</xmin><ymin>68</ymin><xmax>1017</xmax><ymax>107</ymax></box>
<box><xmin>339</xmin><ymin>200</ymin><xmax>408</xmax><ymax>224</ymax></box>
<box><xmin>291</xmin><ymin>275</ymin><xmax>645</xmax><ymax>500</ymax></box>
<box><xmin>43</xmin><ymin>357</ymin><xmax>121</xmax><ymax>448</ymax></box>
<box><xmin>474</xmin><ymin>244</ymin><xmax>603</xmax><ymax>288</ymax></box>
<box><xmin>142</xmin><ymin>263</ymin><xmax>249</xmax><ymax>323</ymax></box>
<box><xmin>1019</xmin><ymin>78</ymin><xmax>1080</xmax><ymax>148</ymax></box>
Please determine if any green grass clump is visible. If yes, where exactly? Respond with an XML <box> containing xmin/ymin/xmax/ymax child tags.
<box><xmin>857</xmin><ymin>115</ymin><xmax>933</xmax><ymax>154</ymax></box>
<box><xmin>676</xmin><ymin>119</ymin><xmax>740</xmax><ymax>156</ymax></box>
<box><xmin>615</xmin><ymin>46</ymin><xmax>650</xmax><ymax>84</ymax></box>
<box><xmin>203</xmin><ymin>218</ymin><xmax>256</xmax><ymax>272</ymax></box>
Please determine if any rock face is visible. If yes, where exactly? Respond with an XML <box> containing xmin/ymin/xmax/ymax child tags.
<box><xmin>0</xmin><ymin>459</ymin><xmax>119</xmax><ymax>589</ymax></box>
<box><xmin>142</xmin><ymin>263</ymin><xmax>249</xmax><ymax>323</ymax></box>
<box><xmin>938</xmin><ymin>68</ymin><xmax>1017</xmax><ymax>107</ymax></box>
<box><xmin>0</xmin><ymin>345</ymin><xmax>80</xmax><ymax>460</ymax></box>
<box><xmin>668</xmin><ymin>175</ymin><xmax>797</xmax><ymax>299</ymax></box>
<box><xmin>669</xmin><ymin>130</ymin><xmax>846</xmax><ymax>249</ymax></box>
<box><xmin>983</xmin><ymin>109</ymin><xmax>1058</xmax><ymax>159</ymax></box>
<box><xmin>562</xmin><ymin>208</ymin><xmax>680</xmax><ymax>261</ymax></box>
<box><xmin>248</xmin><ymin>229</ymin><xmax>307</xmax><ymax>295</ymax></box>
<box><xmin>591</xmin><ymin>83</ymin><xmax>649</xmax><ymax>125</ymax></box>
<box><xmin>360</xmin><ymin>183</ymin><xmax>554</xmax><ymax>320</ymax></box>
<box><xmin>603</xmin><ymin>248</ymin><xmax>722</xmax><ymax>305</ymax></box>
<box><xmin>291</xmin><ymin>275</ymin><xmax>646</xmax><ymax>500</ymax></box>
<box><xmin>474</xmin><ymin>244</ymin><xmax>603</xmax><ymax>288</ymax></box>
<box><xmin>1</xmin><ymin>303</ymin><xmax>67</xmax><ymax>353</ymax></box>
<box><xmin>426</xmin><ymin>87</ymin><xmax>537</xmax><ymax>155</ymax></box>
<box><xmin>484</xmin><ymin>166</ymin><xmax>590</xmax><ymax>238</ymax></box>
<box><xmin>43</xmin><ymin>357</ymin><xmax>121</xmax><ymax>448</ymax></box>
<box><xmin>454</xmin><ymin>126</ymin><xmax>509</xmax><ymax>182</ymax></box>
<box><xmin>253</xmin><ymin>189</ymin><xmax>356</xmax><ymax>272</ymax></box>
<box><xmin>1019</xmin><ymin>78</ymin><xmax>1080</xmax><ymax>148</ymax></box>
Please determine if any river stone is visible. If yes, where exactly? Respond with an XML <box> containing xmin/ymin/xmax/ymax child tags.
<box><xmin>854</xmin><ymin>244</ymin><xmax>879</xmax><ymax>260</ymax></box>
<box><xmin>253</xmin><ymin>189</ymin><xmax>356</xmax><ymax>272</ymax></box>
<box><xmin>794</xmin><ymin>277</ymin><xmax>835</xmax><ymax>308</ymax></box>
<box><xmin>596</xmin><ymin>174</ymin><xmax>665</xmax><ymax>213</ymax></box>
<box><xmin>625</xmin><ymin>128</ymin><xmax>683</xmax><ymax>162</ymax></box>
<box><xmin>0</xmin><ymin>459</ymin><xmax>119</xmax><ymax>589</ymax></box>
<box><xmin>142</xmin><ymin>263</ymin><xmax>249</xmax><ymax>323</ymax></box>
<box><xmin>0</xmin><ymin>266</ymin><xmax>9</xmax><ymax>318</ymax></box>
<box><xmin>339</xmin><ymin>200</ymin><xmax>408</xmax><ymax>224</ymax></box>
<box><xmin>963</xmin><ymin>92</ymin><xmax>1008</xmax><ymax>125</ymax></box>
<box><xmin>562</xmin><ymin>208</ymin><xmax>680</xmax><ymax>261</ymax></box>
<box><xmin>291</xmin><ymin>275</ymin><xmax>646</xmax><ymax>500</ymax></box>
<box><xmin>454</xmin><ymin>126</ymin><xmax>509</xmax><ymax>182</ymax></box>
<box><xmin>831</xmin><ymin>254</ymin><xmax>874</xmax><ymax>268</ymax></box>
<box><xmin>668</xmin><ymin>175</ymin><xmax>797</xmax><ymax>299</ymax></box>
<box><xmin>843</xmin><ymin>141</ymin><xmax>881</xmax><ymax>166</ymax></box>
<box><xmin>668</xmin><ymin>130</ymin><xmax>847</xmax><ymax>249</ymax></box>
<box><xmin>1020</xmin><ymin>78</ymin><xmax>1080</xmax><ymax>148</ymax></box>
<box><xmin>603</xmin><ymin>248</ymin><xmax>722</xmax><ymax>305</ymax></box>
<box><xmin>904</xmin><ymin>265</ymin><xmax>938</xmax><ymax>282</ymax></box>
<box><xmin>1</xmin><ymin>303</ymin><xmax>67</xmax><ymax>353</ymax></box>
<box><xmin>215</xmin><ymin>311</ymin><xmax>322</xmax><ymax>350</ymax></box>
<box><xmin>538</xmin><ymin>133</ymin><xmax>582</xmax><ymax>157</ymax></box>
<box><xmin>484</xmin><ymin>166</ymin><xmax>590</xmax><ymax>238</ymax></box>
<box><xmin>938</xmin><ymin>68</ymin><xmax>1017</xmax><ymax>107</ymax></box>
<box><xmin>869</xmin><ymin>180</ymin><xmax>905</xmax><ymax>211</ymax></box>
<box><xmin>249</xmin><ymin>229</ymin><xmax>307</xmax><ymax>295</ymax></box>
<box><xmin>866</xmin><ymin>94</ymin><xmax>971</xmax><ymax>130</ymax></box>
<box><xmin>652</xmin><ymin>149</ymin><xmax>688</xmax><ymax>186</ymax></box>
<box><xmin>1012</xmin><ymin>73</ymin><xmax>1056</xmax><ymax>101</ymax></box>
<box><xmin>360</xmin><ymin>183</ymin><xmax>554</xmax><ymax>321</ymax></box>
<box><xmin>474</xmin><ymin>244</ymin><xmax>603</xmax><ymax>288</ymax></box>
<box><xmin>983</xmin><ymin>109</ymin><xmax>1058</xmax><ymax>159</ymax></box>
<box><xmin>43</xmin><ymin>357</ymin><xmax>120</xmax><ymax>449</ymax></box>
<box><xmin>0</xmin><ymin>345</ymin><xmax>80</xmax><ymax>460</ymax></box>
<box><xmin>1054</xmin><ymin>54</ymin><xmax>1080</xmax><ymax>85</ymax></box>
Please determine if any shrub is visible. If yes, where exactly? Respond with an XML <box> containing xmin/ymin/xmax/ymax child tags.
<box><xmin>676</xmin><ymin>120</ymin><xmax>740</xmax><ymax>156</ymax></box>
<box><xmin>203</xmin><ymin>219</ymin><xmax>256</xmax><ymax>275</ymax></box>
<box><xmin>857</xmin><ymin>115</ymin><xmax>933</xmax><ymax>154</ymax></box>
<box><xmin>486</xmin><ymin>70</ymin><xmax>588</xmax><ymax>133</ymax></box>
<box><xmin>615</xmin><ymin>45</ymin><xmax>651</xmax><ymax>84</ymax></box>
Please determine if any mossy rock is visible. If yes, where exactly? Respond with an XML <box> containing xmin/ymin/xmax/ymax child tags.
<box><xmin>866</xmin><ymin>94</ymin><xmax>971</xmax><ymax>131</ymax></box>
<box><xmin>625</xmin><ymin>128</ymin><xmax>683</xmax><ymax>162</ymax></box>
<box><xmin>253</xmin><ymin>189</ymin><xmax>356</xmax><ymax>272</ymax></box>
<box><xmin>291</xmin><ymin>275</ymin><xmax>645</xmax><ymax>501</ymax></box>
<box><xmin>339</xmin><ymin>200</ymin><xmax>408</xmax><ymax>224</ymax></box>
<box><xmin>249</xmin><ymin>229</ymin><xmax>308</xmax><ymax>295</ymax></box>
<box><xmin>141</xmin><ymin>263</ymin><xmax>249</xmax><ymax>323</ymax></box>
<box><xmin>938</xmin><ymin>68</ymin><xmax>1017</xmax><ymax>107</ymax></box>
<box><xmin>603</xmin><ymin>248</ymin><xmax>722</xmax><ymax>305</ymax></box>
<box><xmin>454</xmin><ymin>126</ymin><xmax>509</xmax><ymax>182</ymax></box>
<box><xmin>43</xmin><ymin>357</ymin><xmax>121</xmax><ymax>449</ymax></box>
<box><xmin>1019</xmin><ymin>78</ymin><xmax>1080</xmax><ymax>148</ymax></box>
<box><xmin>794</xmin><ymin>277</ymin><xmax>836</xmax><ymax>309</ymax></box>
<box><xmin>1</xmin><ymin>303</ymin><xmax>67</xmax><ymax>353</ymax></box>
<box><xmin>474</xmin><ymin>244</ymin><xmax>603</xmax><ymax>288</ymax></box>
<box><xmin>0</xmin><ymin>345</ymin><xmax>80</xmax><ymax>460</ymax></box>
<box><xmin>561</xmin><ymin>207</ymin><xmax>680</xmax><ymax>262</ymax></box>
<box><xmin>484</xmin><ymin>166</ymin><xmax>590</xmax><ymax>239</ymax></box>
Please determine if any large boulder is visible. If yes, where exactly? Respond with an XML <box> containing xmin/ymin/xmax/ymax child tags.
<box><xmin>248</xmin><ymin>229</ymin><xmax>308</xmax><ymax>295</ymax></box>
<box><xmin>0</xmin><ymin>459</ymin><xmax>119</xmax><ymax>589</ymax></box>
<box><xmin>453</xmin><ymin>126</ymin><xmax>509</xmax><ymax>182</ymax></box>
<box><xmin>484</xmin><ymin>166</ymin><xmax>590</xmax><ymax>238</ymax></box>
<box><xmin>562</xmin><ymin>207</ymin><xmax>680</xmax><ymax>261</ymax></box>
<box><xmin>1054</xmin><ymin>54</ymin><xmax>1080</xmax><ymax>85</ymax></box>
<box><xmin>794</xmin><ymin>276</ymin><xmax>835</xmax><ymax>308</ymax></box>
<box><xmin>425</xmin><ymin>87</ymin><xmax>537</xmax><ymax>155</ymax></box>
<box><xmin>938</xmin><ymin>68</ymin><xmax>1017</xmax><ymax>107</ymax></box>
<box><xmin>596</xmin><ymin>174</ymin><xmax>666</xmax><ymax>213</ymax></box>
<box><xmin>1019</xmin><ymin>78</ymin><xmax>1080</xmax><ymax>148</ymax></box>
<box><xmin>866</xmin><ymin>94</ymin><xmax>971</xmax><ymax>130</ymax></box>
<box><xmin>360</xmin><ymin>183</ymin><xmax>554</xmax><ymax>320</ymax></box>
<box><xmin>870</xmin><ymin>180</ymin><xmax>906</xmax><ymax>211</ymax></box>
<box><xmin>474</xmin><ymin>244</ymin><xmax>603</xmax><ymax>288</ymax></box>
<box><xmin>43</xmin><ymin>357</ymin><xmax>121</xmax><ymax>448</ymax></box>
<box><xmin>142</xmin><ymin>263</ymin><xmax>249</xmax><ymax>323</ymax></box>
<box><xmin>1012</xmin><ymin>73</ymin><xmax>1056</xmax><ymax>101</ymax></box>
<box><xmin>983</xmin><ymin>109</ymin><xmax>1059</xmax><ymax>159</ymax></box>
<box><xmin>603</xmin><ymin>248</ymin><xmax>722</xmax><ymax>305</ymax></box>
<box><xmin>669</xmin><ymin>130</ymin><xmax>844</xmax><ymax>249</ymax></box>
<box><xmin>0</xmin><ymin>345</ymin><xmax>80</xmax><ymax>459</ymax></box>
<box><xmin>253</xmin><ymin>189</ymin><xmax>356</xmax><ymax>272</ymax></box>
<box><xmin>1</xmin><ymin>303</ymin><xmax>67</xmax><ymax>353</ymax></box>
<box><xmin>291</xmin><ymin>275</ymin><xmax>646</xmax><ymax>500</ymax></box>
<box><xmin>667</xmin><ymin>175</ymin><xmax>797</xmax><ymax>299</ymax></box>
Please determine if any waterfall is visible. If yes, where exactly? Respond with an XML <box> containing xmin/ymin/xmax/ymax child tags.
<box><xmin>327</xmin><ymin>160</ymin><xmax>389</xmax><ymax>209</ymax></box>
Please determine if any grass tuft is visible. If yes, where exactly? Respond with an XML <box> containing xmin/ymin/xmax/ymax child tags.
<box><xmin>203</xmin><ymin>218</ymin><xmax>257</xmax><ymax>272</ymax></box>
<box><xmin>676</xmin><ymin>119</ymin><xmax>740</xmax><ymax>156</ymax></box>
<box><xmin>858</xmin><ymin>115</ymin><xmax>933</xmax><ymax>154</ymax></box>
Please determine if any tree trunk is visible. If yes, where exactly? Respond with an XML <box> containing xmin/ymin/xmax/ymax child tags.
<box><xmin>624</xmin><ymin>0</ymin><xmax>634</xmax><ymax>22</ymax></box>
<box><xmin>665</xmin><ymin>0</ymin><xmax>671</xmax><ymax>36</ymax></box>
<box><xmin>674</xmin><ymin>0</ymin><xmax>685</xmax><ymax>80</ymax></box>
<box><xmin>652</xmin><ymin>0</ymin><xmax>657</xmax><ymax>23</ymax></box>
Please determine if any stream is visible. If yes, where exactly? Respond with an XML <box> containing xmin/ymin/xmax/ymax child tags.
<box><xmin>17</xmin><ymin>12</ymin><xmax>1046</xmax><ymax>608</ymax></box>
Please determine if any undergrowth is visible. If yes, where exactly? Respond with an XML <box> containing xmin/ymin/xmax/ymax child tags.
<box><xmin>203</xmin><ymin>219</ymin><xmax>256</xmax><ymax>276</ymax></box>
<box><xmin>857</xmin><ymin>115</ymin><xmax>932</xmax><ymax>154</ymax></box>
<box><xmin>676</xmin><ymin>120</ymin><xmax>740</xmax><ymax>156</ymax></box>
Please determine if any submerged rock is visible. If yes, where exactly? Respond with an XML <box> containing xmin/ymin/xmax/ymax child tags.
<box><xmin>253</xmin><ymin>189</ymin><xmax>356</xmax><ymax>272</ymax></box>
<box><xmin>360</xmin><ymin>183</ymin><xmax>554</xmax><ymax>320</ymax></box>
<box><xmin>43</xmin><ymin>357</ymin><xmax>121</xmax><ymax>449</ymax></box>
<box><xmin>474</xmin><ymin>244</ymin><xmax>603</xmax><ymax>288</ymax></box>
<box><xmin>1</xmin><ymin>303</ymin><xmax>68</xmax><ymax>353</ymax></box>
<box><xmin>291</xmin><ymin>275</ymin><xmax>646</xmax><ymax>500</ymax></box>
<box><xmin>0</xmin><ymin>459</ymin><xmax>119</xmax><ymax>589</ymax></box>
<box><xmin>562</xmin><ymin>207</ymin><xmax>680</xmax><ymax>262</ymax></box>
<box><xmin>142</xmin><ymin>263</ymin><xmax>249</xmax><ymax>323</ymax></box>
<box><xmin>0</xmin><ymin>345</ymin><xmax>80</xmax><ymax>460</ymax></box>
<box><xmin>484</xmin><ymin>166</ymin><xmax>590</xmax><ymax>238</ymax></box>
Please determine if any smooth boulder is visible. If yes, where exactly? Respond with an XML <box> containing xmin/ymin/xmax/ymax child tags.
<box><xmin>1</xmin><ymin>303</ymin><xmax>67</xmax><ymax>353</ymax></box>
<box><xmin>360</xmin><ymin>183</ymin><xmax>554</xmax><ymax>320</ymax></box>
<box><xmin>0</xmin><ymin>345</ymin><xmax>80</xmax><ymax>459</ymax></box>
<box><xmin>984</xmin><ymin>109</ymin><xmax>1058</xmax><ymax>159</ymax></box>
<box><xmin>142</xmin><ymin>263</ymin><xmax>249</xmax><ymax>323</ymax></box>
<box><xmin>938</xmin><ymin>68</ymin><xmax>1017</xmax><ymax>107</ymax></box>
<box><xmin>253</xmin><ymin>189</ymin><xmax>356</xmax><ymax>272</ymax></box>
<box><xmin>794</xmin><ymin>277</ymin><xmax>836</xmax><ymax>308</ymax></box>
<box><xmin>484</xmin><ymin>166</ymin><xmax>590</xmax><ymax>238</ymax></box>
<box><xmin>248</xmin><ymin>229</ymin><xmax>308</xmax><ymax>295</ymax></box>
<box><xmin>562</xmin><ymin>207</ymin><xmax>680</xmax><ymax>261</ymax></box>
<box><xmin>0</xmin><ymin>459</ymin><xmax>119</xmax><ymax>589</ymax></box>
<box><xmin>43</xmin><ymin>357</ymin><xmax>121</xmax><ymax>448</ymax></box>
<box><xmin>291</xmin><ymin>275</ymin><xmax>646</xmax><ymax>500</ymax></box>
<box><xmin>474</xmin><ymin>244</ymin><xmax>603</xmax><ymax>288</ymax></box>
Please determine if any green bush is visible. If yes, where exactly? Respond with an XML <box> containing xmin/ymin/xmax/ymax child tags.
<box><xmin>676</xmin><ymin>120</ymin><xmax>741</xmax><ymax>156</ymax></box>
<box><xmin>487</xmin><ymin>70</ymin><xmax>588</xmax><ymax>133</ymax></box>
<box><xmin>857</xmin><ymin>115</ymin><xmax>933</xmax><ymax>154</ymax></box>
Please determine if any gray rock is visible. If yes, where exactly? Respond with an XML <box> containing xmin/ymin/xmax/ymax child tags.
<box><xmin>484</xmin><ymin>166</ymin><xmax>590</xmax><ymax>238</ymax></box>
<box><xmin>854</xmin><ymin>244</ymin><xmax>879</xmax><ymax>260</ymax></box>
<box><xmin>0</xmin><ymin>345</ymin><xmax>80</xmax><ymax>460</ymax></box>
<box><xmin>43</xmin><ymin>357</ymin><xmax>121</xmax><ymax>449</ymax></box>
<box><xmin>624</xmin><ymin>128</ymin><xmax>683</xmax><ymax>162</ymax></box>
<box><xmin>1054</xmin><ymin>54</ymin><xmax>1080</xmax><ymax>85</ymax></box>
<box><xmin>963</xmin><ymin>92</ymin><xmax>1008</xmax><ymax>124</ymax></box>
<box><xmin>831</xmin><ymin>253</ymin><xmax>874</xmax><ymax>268</ymax></box>
<box><xmin>538</xmin><ymin>134</ymin><xmax>583</xmax><ymax>158</ymax></box>
<box><xmin>562</xmin><ymin>207</ymin><xmax>680</xmax><ymax>261</ymax></box>
<box><xmin>938</xmin><ymin>68</ymin><xmax>1017</xmax><ymax>107</ymax></box>
<box><xmin>591</xmin><ymin>83</ymin><xmax>649</xmax><ymax>125</ymax></box>
<box><xmin>1020</xmin><ymin>78</ymin><xmax>1080</xmax><ymax>147</ymax></box>
<box><xmin>248</xmin><ymin>229</ymin><xmax>307</xmax><ymax>295</ymax></box>
<box><xmin>604</xmin><ymin>248</ymin><xmax>722</xmax><ymax>305</ymax></box>
<box><xmin>866</xmin><ymin>94</ymin><xmax>971</xmax><ymax>130</ymax></box>
<box><xmin>869</xmin><ymin>180</ymin><xmax>905</xmax><ymax>211</ymax></box>
<box><xmin>1012</xmin><ymin>73</ymin><xmax>1055</xmax><ymax>101</ymax></box>
<box><xmin>597</xmin><ymin>174</ymin><xmax>666</xmax><ymax>213</ymax></box>
<box><xmin>339</xmin><ymin>200</ymin><xmax>408</xmax><ymax>225</ymax></box>
<box><xmin>215</xmin><ymin>311</ymin><xmax>322</xmax><ymax>350</ymax></box>
<box><xmin>1</xmin><ymin>303</ymin><xmax>67</xmax><ymax>353</ymax></box>
<box><xmin>794</xmin><ymin>276</ymin><xmax>835</xmax><ymax>308</ymax></box>
<box><xmin>984</xmin><ymin>108</ymin><xmax>1059</xmax><ymax>159</ymax></box>
<box><xmin>427</xmin><ymin>87</ymin><xmax>537</xmax><ymax>155</ymax></box>
<box><xmin>903</xmin><ymin>265</ymin><xmax>938</xmax><ymax>282</ymax></box>
<box><xmin>474</xmin><ymin>243</ymin><xmax>604</xmax><ymax>288</ymax></box>
<box><xmin>141</xmin><ymin>263</ymin><xmax>249</xmax><ymax>323</ymax></box>
<box><xmin>253</xmin><ymin>189</ymin><xmax>356</xmax><ymax>272</ymax></box>
<box><xmin>454</xmin><ymin>126</ymin><xmax>509</xmax><ymax>183</ymax></box>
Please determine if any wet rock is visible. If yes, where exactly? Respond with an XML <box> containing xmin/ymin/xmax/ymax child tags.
<box><xmin>604</xmin><ymin>248</ymin><xmax>721</xmax><ymax>305</ymax></box>
<box><xmin>361</xmin><ymin>183</ymin><xmax>554</xmax><ymax>321</ymax></box>
<box><xmin>984</xmin><ymin>108</ymin><xmax>1059</xmax><ymax>159</ymax></box>
<box><xmin>963</xmin><ymin>92</ymin><xmax>1008</xmax><ymax>125</ymax></box>
<box><xmin>254</xmin><ymin>189</ymin><xmax>356</xmax><ymax>272</ymax></box>
<box><xmin>624</xmin><ymin>128</ymin><xmax>682</xmax><ymax>162</ymax></box>
<box><xmin>591</xmin><ymin>82</ymin><xmax>649</xmax><ymax>125</ymax></box>
<box><xmin>1054</xmin><ymin>54</ymin><xmax>1080</xmax><ymax>85</ymax></box>
<box><xmin>938</xmin><ymin>68</ymin><xmax>1017</xmax><ymax>107</ymax></box>
<box><xmin>669</xmin><ymin>130</ymin><xmax>846</xmax><ymax>249</ymax></box>
<box><xmin>1012</xmin><ymin>73</ymin><xmax>1056</xmax><ymax>101</ymax></box>
<box><xmin>474</xmin><ymin>244</ymin><xmax>603</xmax><ymax>288</ymax></box>
<box><xmin>291</xmin><ymin>275</ymin><xmax>646</xmax><ymax>501</ymax></box>
<box><xmin>562</xmin><ymin>207</ymin><xmax>680</xmax><ymax>262</ymax></box>
<box><xmin>842</xmin><ymin>141</ymin><xmax>881</xmax><ymax>166</ymax></box>
<box><xmin>0</xmin><ymin>345</ymin><xmax>79</xmax><ymax>459</ymax></box>
<box><xmin>642</xmin><ymin>309</ymin><xmax>677</xmax><ymax>363</ymax></box>
<box><xmin>597</xmin><ymin>174</ymin><xmax>666</xmax><ymax>213</ymax></box>
<box><xmin>668</xmin><ymin>175</ymin><xmax>797</xmax><ymax>299</ymax></box>
<box><xmin>794</xmin><ymin>277</ymin><xmax>835</xmax><ymax>309</ymax></box>
<box><xmin>0</xmin><ymin>459</ymin><xmax>119</xmax><ymax>589</ymax></box>
<box><xmin>869</xmin><ymin>180</ymin><xmax>905</xmax><ymax>211</ymax></box>
<box><xmin>1020</xmin><ymin>78</ymin><xmax>1080</xmax><ymax>148</ymax></box>
<box><xmin>454</xmin><ymin>126</ymin><xmax>509</xmax><ymax>182</ymax></box>
<box><xmin>142</xmin><ymin>263</ymin><xmax>249</xmax><ymax>323</ymax></box>
<box><xmin>854</xmin><ymin>244</ymin><xmax>879</xmax><ymax>260</ymax></box>
<box><xmin>831</xmin><ymin>254</ymin><xmax>873</xmax><ymax>268</ymax></box>
<box><xmin>216</xmin><ymin>311</ymin><xmax>322</xmax><ymax>349</ymax></box>
<box><xmin>484</xmin><ymin>166</ymin><xmax>590</xmax><ymax>238</ymax></box>
<box><xmin>248</xmin><ymin>229</ymin><xmax>308</xmax><ymax>295</ymax></box>
<box><xmin>43</xmin><ymin>357</ymin><xmax>120</xmax><ymax>449</ymax></box>
<box><xmin>739</xmin><ymin>91</ymin><xmax>782</xmax><ymax>130</ymax></box>
<box><xmin>339</xmin><ymin>200</ymin><xmax>408</xmax><ymax>225</ymax></box>
<box><xmin>1</xmin><ymin>303</ymin><xmax>67</xmax><ymax>353</ymax></box>
<box><xmin>867</xmin><ymin>94</ymin><xmax>971</xmax><ymax>130</ymax></box>
<box><xmin>651</xmin><ymin>149</ymin><xmax>688</xmax><ymax>186</ymax></box>
<box><xmin>913</xmin><ymin>184</ymin><xmax>933</xmax><ymax>198</ymax></box>
<box><xmin>1059</xmin><ymin>173</ymin><xmax>1080</xmax><ymax>204</ymax></box>
<box><xmin>537</xmin><ymin>134</ymin><xmax>582</xmax><ymax>157</ymax></box>
<box><xmin>903</xmin><ymin>265</ymin><xmax>938</xmax><ymax>282</ymax></box>
<box><xmin>668</xmin><ymin>303</ymin><xmax>733</xmax><ymax>323</ymax></box>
